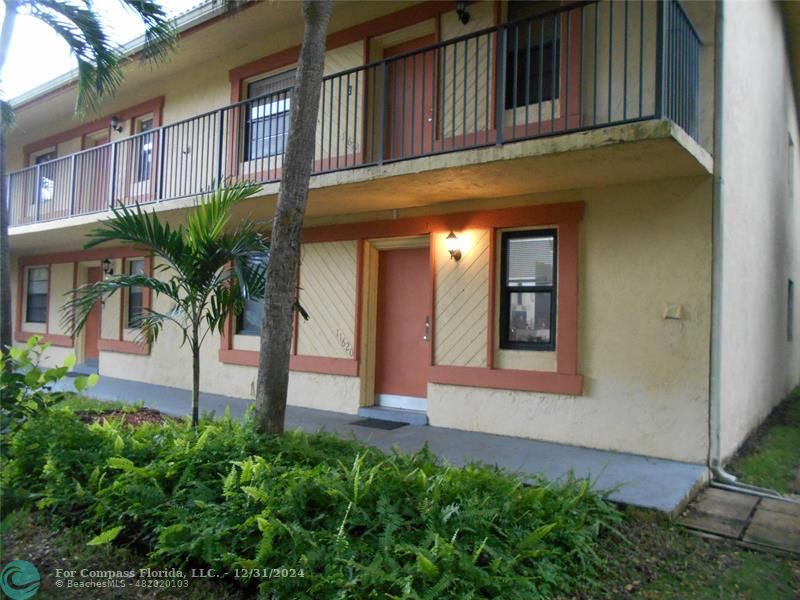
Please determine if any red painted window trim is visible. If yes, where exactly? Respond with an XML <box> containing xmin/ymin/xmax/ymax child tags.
<box><xmin>15</xmin><ymin>248</ymin><xmax>153</xmax><ymax>355</ymax></box>
<box><xmin>218</xmin><ymin>242</ymin><xmax>364</xmax><ymax>377</ymax></box>
<box><xmin>228</xmin><ymin>1</ymin><xmax>458</xmax><ymax>103</ymax></box>
<box><xmin>219</xmin><ymin>201</ymin><xmax>584</xmax><ymax>395</ymax></box>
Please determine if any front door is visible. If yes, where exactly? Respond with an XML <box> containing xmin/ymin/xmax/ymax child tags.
<box><xmin>375</xmin><ymin>247</ymin><xmax>430</xmax><ymax>411</ymax></box>
<box><xmin>84</xmin><ymin>267</ymin><xmax>102</xmax><ymax>361</ymax></box>
<box><xmin>384</xmin><ymin>35</ymin><xmax>436</xmax><ymax>160</ymax></box>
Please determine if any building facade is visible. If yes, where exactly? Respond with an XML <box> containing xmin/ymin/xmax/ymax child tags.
<box><xmin>6</xmin><ymin>0</ymin><xmax>799</xmax><ymax>467</ymax></box>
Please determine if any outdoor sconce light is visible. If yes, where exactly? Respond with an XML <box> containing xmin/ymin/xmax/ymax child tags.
<box><xmin>456</xmin><ymin>0</ymin><xmax>470</xmax><ymax>25</ymax></box>
<box><xmin>110</xmin><ymin>115</ymin><xmax>123</xmax><ymax>133</ymax></box>
<box><xmin>102</xmin><ymin>258</ymin><xmax>114</xmax><ymax>276</ymax></box>
<box><xmin>445</xmin><ymin>231</ymin><xmax>462</xmax><ymax>261</ymax></box>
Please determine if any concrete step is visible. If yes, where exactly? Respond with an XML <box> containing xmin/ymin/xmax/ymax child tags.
<box><xmin>358</xmin><ymin>406</ymin><xmax>428</xmax><ymax>426</ymax></box>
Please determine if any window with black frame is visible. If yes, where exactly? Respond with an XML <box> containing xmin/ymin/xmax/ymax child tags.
<box><xmin>236</xmin><ymin>254</ymin><xmax>268</xmax><ymax>335</ymax></box>
<box><xmin>25</xmin><ymin>266</ymin><xmax>48</xmax><ymax>323</ymax></box>
<box><xmin>135</xmin><ymin>117</ymin><xmax>154</xmax><ymax>182</ymax></box>
<box><xmin>499</xmin><ymin>229</ymin><xmax>557</xmax><ymax>350</ymax></box>
<box><xmin>505</xmin><ymin>0</ymin><xmax>561</xmax><ymax>110</ymax></box>
<box><xmin>246</xmin><ymin>69</ymin><xmax>296</xmax><ymax>160</ymax></box>
<box><xmin>127</xmin><ymin>259</ymin><xmax>145</xmax><ymax>328</ymax></box>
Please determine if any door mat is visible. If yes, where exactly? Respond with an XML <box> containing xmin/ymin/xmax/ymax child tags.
<box><xmin>350</xmin><ymin>419</ymin><xmax>408</xmax><ymax>430</ymax></box>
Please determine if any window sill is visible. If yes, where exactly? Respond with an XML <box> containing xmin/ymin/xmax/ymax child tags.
<box><xmin>15</xmin><ymin>330</ymin><xmax>73</xmax><ymax>347</ymax></box>
<box><xmin>97</xmin><ymin>339</ymin><xmax>149</xmax><ymax>355</ymax></box>
<box><xmin>218</xmin><ymin>347</ymin><xmax>358</xmax><ymax>376</ymax></box>
<box><xmin>428</xmin><ymin>365</ymin><xmax>582</xmax><ymax>396</ymax></box>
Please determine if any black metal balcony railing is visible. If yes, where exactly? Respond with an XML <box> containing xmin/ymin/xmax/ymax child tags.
<box><xmin>7</xmin><ymin>0</ymin><xmax>701</xmax><ymax>227</ymax></box>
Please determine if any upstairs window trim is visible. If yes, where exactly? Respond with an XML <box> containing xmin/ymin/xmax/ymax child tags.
<box><xmin>133</xmin><ymin>114</ymin><xmax>155</xmax><ymax>183</ymax></box>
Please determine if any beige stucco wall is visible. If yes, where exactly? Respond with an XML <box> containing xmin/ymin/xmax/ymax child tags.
<box><xmin>10</xmin><ymin>258</ymin><xmax>77</xmax><ymax>366</ymax></box>
<box><xmin>716</xmin><ymin>1</ymin><xmax>800</xmax><ymax>461</ymax></box>
<box><xmin>428</xmin><ymin>177</ymin><xmax>712</xmax><ymax>463</ymax></box>
<box><xmin>297</xmin><ymin>240</ymin><xmax>358</xmax><ymax>359</ymax></box>
<box><xmin>47</xmin><ymin>262</ymin><xmax>74</xmax><ymax>336</ymax></box>
<box><xmin>12</xmin><ymin>172</ymin><xmax>712</xmax><ymax>461</ymax></box>
<box><xmin>434</xmin><ymin>229</ymin><xmax>489</xmax><ymax>368</ymax></box>
<box><xmin>95</xmin><ymin>256</ymin><xmax>361</xmax><ymax>415</ymax></box>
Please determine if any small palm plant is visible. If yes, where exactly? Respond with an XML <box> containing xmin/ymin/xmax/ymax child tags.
<box><xmin>64</xmin><ymin>182</ymin><xmax>267</xmax><ymax>427</ymax></box>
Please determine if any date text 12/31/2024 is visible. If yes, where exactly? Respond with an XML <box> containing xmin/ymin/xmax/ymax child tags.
<box><xmin>54</xmin><ymin>567</ymin><xmax>305</xmax><ymax>580</ymax></box>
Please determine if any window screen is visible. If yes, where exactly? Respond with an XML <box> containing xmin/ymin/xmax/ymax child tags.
<box><xmin>246</xmin><ymin>70</ymin><xmax>296</xmax><ymax>160</ymax></box>
<box><xmin>499</xmin><ymin>229</ymin><xmax>557</xmax><ymax>350</ymax></box>
<box><xmin>127</xmin><ymin>259</ymin><xmax>145</xmax><ymax>328</ymax></box>
<box><xmin>505</xmin><ymin>1</ymin><xmax>561</xmax><ymax>109</ymax></box>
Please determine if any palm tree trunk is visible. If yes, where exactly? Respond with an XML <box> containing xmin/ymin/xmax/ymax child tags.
<box><xmin>255</xmin><ymin>0</ymin><xmax>334</xmax><ymax>434</ymax></box>
<box><xmin>0</xmin><ymin>124</ymin><xmax>10</xmax><ymax>364</ymax></box>
<box><xmin>191</xmin><ymin>332</ymin><xmax>200</xmax><ymax>427</ymax></box>
<box><xmin>0</xmin><ymin>3</ymin><xmax>18</xmax><ymax>362</ymax></box>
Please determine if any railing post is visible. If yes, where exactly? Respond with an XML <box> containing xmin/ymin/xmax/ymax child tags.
<box><xmin>108</xmin><ymin>141</ymin><xmax>117</xmax><ymax>210</ymax></box>
<box><xmin>654</xmin><ymin>0</ymin><xmax>667</xmax><ymax>118</ymax></box>
<box><xmin>216</xmin><ymin>108</ymin><xmax>225</xmax><ymax>187</ymax></box>
<box><xmin>157</xmin><ymin>127</ymin><xmax>166</xmax><ymax>201</ymax></box>
<box><xmin>34</xmin><ymin>164</ymin><xmax>41</xmax><ymax>222</ymax></box>
<box><xmin>495</xmin><ymin>25</ymin><xmax>508</xmax><ymax>146</ymax></box>
<box><xmin>378</xmin><ymin>61</ymin><xmax>387</xmax><ymax>165</ymax></box>
<box><xmin>68</xmin><ymin>155</ymin><xmax>77</xmax><ymax>216</ymax></box>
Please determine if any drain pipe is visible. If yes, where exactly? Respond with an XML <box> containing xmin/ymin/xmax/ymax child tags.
<box><xmin>707</xmin><ymin>0</ymin><xmax>797</xmax><ymax>503</ymax></box>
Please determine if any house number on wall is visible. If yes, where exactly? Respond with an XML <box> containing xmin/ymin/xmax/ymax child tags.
<box><xmin>336</xmin><ymin>329</ymin><xmax>354</xmax><ymax>357</ymax></box>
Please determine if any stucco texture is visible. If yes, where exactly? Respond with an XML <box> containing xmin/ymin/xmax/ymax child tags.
<box><xmin>716</xmin><ymin>0</ymin><xmax>800</xmax><ymax>462</ymax></box>
<box><xmin>428</xmin><ymin>177</ymin><xmax>713</xmax><ymax>463</ymax></box>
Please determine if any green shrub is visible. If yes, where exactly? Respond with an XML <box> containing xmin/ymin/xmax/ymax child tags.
<box><xmin>2</xmin><ymin>411</ymin><xmax>620</xmax><ymax>598</ymax></box>
<box><xmin>1</xmin><ymin>337</ymin><xmax>98</xmax><ymax>445</ymax></box>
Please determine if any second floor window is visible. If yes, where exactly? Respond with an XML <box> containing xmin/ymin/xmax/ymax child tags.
<box><xmin>505</xmin><ymin>0</ymin><xmax>561</xmax><ymax>110</ymax></box>
<box><xmin>26</xmin><ymin>266</ymin><xmax>48</xmax><ymax>323</ymax></box>
<box><xmin>135</xmin><ymin>117</ymin><xmax>154</xmax><ymax>182</ymax></box>
<box><xmin>246</xmin><ymin>69</ymin><xmax>296</xmax><ymax>160</ymax></box>
<box><xmin>127</xmin><ymin>259</ymin><xmax>145</xmax><ymax>328</ymax></box>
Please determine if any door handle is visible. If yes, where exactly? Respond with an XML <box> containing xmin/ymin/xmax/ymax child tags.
<box><xmin>423</xmin><ymin>316</ymin><xmax>430</xmax><ymax>342</ymax></box>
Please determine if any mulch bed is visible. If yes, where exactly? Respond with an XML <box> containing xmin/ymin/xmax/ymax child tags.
<box><xmin>76</xmin><ymin>408</ymin><xmax>173</xmax><ymax>427</ymax></box>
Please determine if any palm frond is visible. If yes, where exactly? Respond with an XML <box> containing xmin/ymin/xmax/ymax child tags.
<box><xmin>83</xmin><ymin>203</ymin><xmax>188</xmax><ymax>274</ymax></box>
<box><xmin>61</xmin><ymin>273</ymin><xmax>177</xmax><ymax>335</ymax></box>
<box><xmin>119</xmin><ymin>0</ymin><xmax>177</xmax><ymax>63</ymax></box>
<box><xmin>28</xmin><ymin>0</ymin><xmax>123</xmax><ymax>115</ymax></box>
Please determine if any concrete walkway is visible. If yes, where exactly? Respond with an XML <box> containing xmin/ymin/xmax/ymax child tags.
<box><xmin>56</xmin><ymin>375</ymin><xmax>707</xmax><ymax>515</ymax></box>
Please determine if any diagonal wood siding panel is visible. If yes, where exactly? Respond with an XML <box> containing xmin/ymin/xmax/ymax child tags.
<box><xmin>434</xmin><ymin>229</ymin><xmax>490</xmax><ymax>367</ymax></box>
<box><xmin>297</xmin><ymin>240</ymin><xmax>358</xmax><ymax>358</ymax></box>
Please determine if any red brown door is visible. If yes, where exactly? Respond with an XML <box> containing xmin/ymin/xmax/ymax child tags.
<box><xmin>384</xmin><ymin>35</ymin><xmax>436</xmax><ymax>160</ymax></box>
<box><xmin>375</xmin><ymin>247</ymin><xmax>431</xmax><ymax>410</ymax></box>
<box><xmin>84</xmin><ymin>267</ymin><xmax>102</xmax><ymax>361</ymax></box>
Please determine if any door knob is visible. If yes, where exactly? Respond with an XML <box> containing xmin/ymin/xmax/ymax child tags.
<box><xmin>423</xmin><ymin>316</ymin><xmax>430</xmax><ymax>342</ymax></box>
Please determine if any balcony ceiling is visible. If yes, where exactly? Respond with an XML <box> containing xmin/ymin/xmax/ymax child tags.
<box><xmin>9</xmin><ymin>120</ymin><xmax>712</xmax><ymax>256</ymax></box>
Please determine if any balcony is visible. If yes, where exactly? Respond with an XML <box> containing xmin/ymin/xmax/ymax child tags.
<box><xmin>7</xmin><ymin>0</ymin><xmax>702</xmax><ymax>228</ymax></box>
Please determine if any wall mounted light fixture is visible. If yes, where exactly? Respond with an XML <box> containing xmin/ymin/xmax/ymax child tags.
<box><xmin>110</xmin><ymin>115</ymin><xmax>123</xmax><ymax>133</ymax></box>
<box><xmin>456</xmin><ymin>0</ymin><xmax>470</xmax><ymax>25</ymax></box>
<box><xmin>445</xmin><ymin>231</ymin><xmax>462</xmax><ymax>261</ymax></box>
<box><xmin>102</xmin><ymin>258</ymin><xmax>114</xmax><ymax>276</ymax></box>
